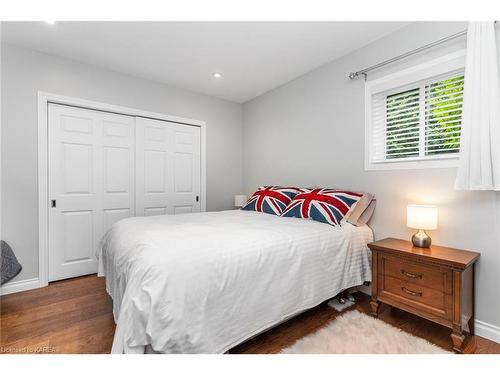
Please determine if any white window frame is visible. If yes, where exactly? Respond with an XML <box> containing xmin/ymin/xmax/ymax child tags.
<box><xmin>365</xmin><ymin>50</ymin><xmax>466</xmax><ymax>171</ymax></box>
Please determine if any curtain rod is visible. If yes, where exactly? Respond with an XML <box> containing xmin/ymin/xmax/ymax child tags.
<box><xmin>348</xmin><ymin>29</ymin><xmax>467</xmax><ymax>80</ymax></box>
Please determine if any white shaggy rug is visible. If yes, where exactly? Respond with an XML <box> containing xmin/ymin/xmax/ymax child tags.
<box><xmin>282</xmin><ymin>310</ymin><xmax>450</xmax><ymax>354</ymax></box>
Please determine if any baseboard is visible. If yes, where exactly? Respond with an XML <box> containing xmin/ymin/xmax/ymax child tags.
<box><xmin>475</xmin><ymin>320</ymin><xmax>500</xmax><ymax>344</ymax></box>
<box><xmin>0</xmin><ymin>277</ymin><xmax>41</xmax><ymax>296</ymax></box>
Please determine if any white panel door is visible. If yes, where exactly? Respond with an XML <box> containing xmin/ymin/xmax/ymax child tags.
<box><xmin>136</xmin><ymin>117</ymin><xmax>201</xmax><ymax>216</ymax></box>
<box><xmin>48</xmin><ymin>104</ymin><xmax>135</xmax><ymax>281</ymax></box>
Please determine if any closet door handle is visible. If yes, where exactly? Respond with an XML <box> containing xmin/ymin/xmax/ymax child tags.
<box><xmin>196</xmin><ymin>195</ymin><xmax>199</xmax><ymax>202</ymax></box>
<box><xmin>51</xmin><ymin>200</ymin><xmax>57</xmax><ymax>208</ymax></box>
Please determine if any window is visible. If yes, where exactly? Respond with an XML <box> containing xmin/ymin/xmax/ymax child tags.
<box><xmin>365</xmin><ymin>51</ymin><xmax>466</xmax><ymax>170</ymax></box>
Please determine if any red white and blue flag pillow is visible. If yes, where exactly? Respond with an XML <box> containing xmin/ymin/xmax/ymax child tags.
<box><xmin>241</xmin><ymin>186</ymin><xmax>303</xmax><ymax>215</ymax></box>
<box><xmin>281</xmin><ymin>188</ymin><xmax>362</xmax><ymax>226</ymax></box>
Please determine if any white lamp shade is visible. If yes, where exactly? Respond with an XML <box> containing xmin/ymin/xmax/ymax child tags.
<box><xmin>407</xmin><ymin>204</ymin><xmax>438</xmax><ymax>230</ymax></box>
<box><xmin>234</xmin><ymin>195</ymin><xmax>248</xmax><ymax>208</ymax></box>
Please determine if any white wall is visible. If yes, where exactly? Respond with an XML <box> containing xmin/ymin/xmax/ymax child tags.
<box><xmin>243</xmin><ymin>22</ymin><xmax>500</xmax><ymax>332</ymax></box>
<box><xmin>1</xmin><ymin>43</ymin><xmax>243</xmax><ymax>283</ymax></box>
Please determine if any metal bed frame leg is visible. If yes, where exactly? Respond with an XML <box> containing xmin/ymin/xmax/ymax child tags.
<box><xmin>338</xmin><ymin>290</ymin><xmax>349</xmax><ymax>304</ymax></box>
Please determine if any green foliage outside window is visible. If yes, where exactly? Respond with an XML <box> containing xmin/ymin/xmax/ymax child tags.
<box><xmin>386</xmin><ymin>87</ymin><xmax>420</xmax><ymax>159</ymax></box>
<box><xmin>425</xmin><ymin>76</ymin><xmax>463</xmax><ymax>155</ymax></box>
<box><xmin>385</xmin><ymin>75</ymin><xmax>464</xmax><ymax>159</ymax></box>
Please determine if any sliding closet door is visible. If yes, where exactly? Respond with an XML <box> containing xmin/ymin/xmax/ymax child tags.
<box><xmin>135</xmin><ymin>117</ymin><xmax>201</xmax><ymax>216</ymax></box>
<box><xmin>48</xmin><ymin>104</ymin><xmax>135</xmax><ymax>281</ymax></box>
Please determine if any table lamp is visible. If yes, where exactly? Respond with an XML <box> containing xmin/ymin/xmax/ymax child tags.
<box><xmin>407</xmin><ymin>204</ymin><xmax>438</xmax><ymax>248</ymax></box>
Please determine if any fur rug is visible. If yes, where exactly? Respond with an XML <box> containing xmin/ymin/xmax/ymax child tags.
<box><xmin>282</xmin><ymin>310</ymin><xmax>450</xmax><ymax>354</ymax></box>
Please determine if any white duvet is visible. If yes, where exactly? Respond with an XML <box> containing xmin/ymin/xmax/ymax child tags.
<box><xmin>97</xmin><ymin>210</ymin><xmax>373</xmax><ymax>354</ymax></box>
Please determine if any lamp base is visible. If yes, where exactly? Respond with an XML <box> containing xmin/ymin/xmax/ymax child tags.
<box><xmin>411</xmin><ymin>229</ymin><xmax>432</xmax><ymax>248</ymax></box>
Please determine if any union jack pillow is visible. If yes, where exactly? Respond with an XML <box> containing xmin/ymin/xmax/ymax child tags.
<box><xmin>281</xmin><ymin>188</ymin><xmax>363</xmax><ymax>226</ymax></box>
<box><xmin>241</xmin><ymin>186</ymin><xmax>303</xmax><ymax>215</ymax></box>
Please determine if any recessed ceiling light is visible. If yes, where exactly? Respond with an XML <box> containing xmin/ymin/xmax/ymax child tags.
<box><xmin>45</xmin><ymin>20</ymin><xmax>56</xmax><ymax>25</ymax></box>
<box><xmin>213</xmin><ymin>72</ymin><xmax>222</xmax><ymax>79</ymax></box>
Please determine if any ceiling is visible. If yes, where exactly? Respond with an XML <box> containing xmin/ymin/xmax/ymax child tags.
<box><xmin>1</xmin><ymin>22</ymin><xmax>409</xmax><ymax>103</ymax></box>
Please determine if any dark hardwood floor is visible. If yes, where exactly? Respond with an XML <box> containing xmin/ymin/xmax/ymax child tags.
<box><xmin>1</xmin><ymin>274</ymin><xmax>499</xmax><ymax>354</ymax></box>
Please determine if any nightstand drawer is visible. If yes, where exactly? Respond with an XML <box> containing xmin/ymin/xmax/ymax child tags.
<box><xmin>379</xmin><ymin>275</ymin><xmax>453</xmax><ymax>319</ymax></box>
<box><xmin>379</xmin><ymin>253</ymin><xmax>452</xmax><ymax>294</ymax></box>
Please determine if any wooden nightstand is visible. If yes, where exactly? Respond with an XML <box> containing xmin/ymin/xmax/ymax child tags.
<box><xmin>368</xmin><ymin>238</ymin><xmax>480</xmax><ymax>353</ymax></box>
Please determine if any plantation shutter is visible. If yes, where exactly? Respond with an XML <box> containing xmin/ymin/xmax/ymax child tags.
<box><xmin>370</xmin><ymin>72</ymin><xmax>464</xmax><ymax>163</ymax></box>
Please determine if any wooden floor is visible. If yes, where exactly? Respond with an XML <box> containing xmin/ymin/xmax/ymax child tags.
<box><xmin>1</xmin><ymin>275</ymin><xmax>499</xmax><ymax>354</ymax></box>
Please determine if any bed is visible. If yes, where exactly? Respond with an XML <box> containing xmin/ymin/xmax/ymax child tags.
<box><xmin>97</xmin><ymin>209</ymin><xmax>373</xmax><ymax>353</ymax></box>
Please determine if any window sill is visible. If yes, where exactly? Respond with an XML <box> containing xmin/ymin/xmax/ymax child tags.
<box><xmin>365</xmin><ymin>157</ymin><xmax>458</xmax><ymax>171</ymax></box>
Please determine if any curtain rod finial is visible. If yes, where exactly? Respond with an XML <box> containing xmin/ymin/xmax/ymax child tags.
<box><xmin>348</xmin><ymin>72</ymin><xmax>367</xmax><ymax>80</ymax></box>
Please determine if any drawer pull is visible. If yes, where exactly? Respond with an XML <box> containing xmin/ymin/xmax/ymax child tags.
<box><xmin>401</xmin><ymin>269</ymin><xmax>422</xmax><ymax>279</ymax></box>
<box><xmin>401</xmin><ymin>286</ymin><xmax>422</xmax><ymax>297</ymax></box>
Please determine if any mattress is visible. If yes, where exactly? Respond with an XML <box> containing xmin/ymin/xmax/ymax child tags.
<box><xmin>97</xmin><ymin>209</ymin><xmax>373</xmax><ymax>353</ymax></box>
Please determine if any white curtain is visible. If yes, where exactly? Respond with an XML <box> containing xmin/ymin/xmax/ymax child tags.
<box><xmin>455</xmin><ymin>22</ymin><xmax>500</xmax><ymax>190</ymax></box>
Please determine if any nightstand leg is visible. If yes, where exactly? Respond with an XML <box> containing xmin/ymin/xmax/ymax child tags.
<box><xmin>370</xmin><ymin>300</ymin><xmax>379</xmax><ymax>317</ymax></box>
<box><xmin>468</xmin><ymin>318</ymin><xmax>475</xmax><ymax>336</ymax></box>
<box><xmin>451</xmin><ymin>329</ymin><xmax>465</xmax><ymax>353</ymax></box>
<box><xmin>469</xmin><ymin>264</ymin><xmax>476</xmax><ymax>336</ymax></box>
